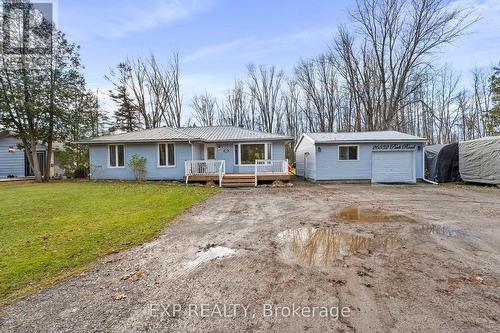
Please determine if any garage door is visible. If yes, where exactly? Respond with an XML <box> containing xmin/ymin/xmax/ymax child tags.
<box><xmin>372</xmin><ymin>151</ymin><xmax>415</xmax><ymax>183</ymax></box>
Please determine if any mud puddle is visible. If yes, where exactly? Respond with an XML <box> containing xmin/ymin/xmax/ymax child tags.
<box><xmin>277</xmin><ymin>228</ymin><xmax>400</xmax><ymax>266</ymax></box>
<box><xmin>332</xmin><ymin>206</ymin><xmax>415</xmax><ymax>224</ymax></box>
<box><xmin>182</xmin><ymin>246</ymin><xmax>236</xmax><ymax>269</ymax></box>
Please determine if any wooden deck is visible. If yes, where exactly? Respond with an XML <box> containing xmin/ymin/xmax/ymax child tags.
<box><xmin>185</xmin><ymin>173</ymin><xmax>290</xmax><ymax>187</ymax></box>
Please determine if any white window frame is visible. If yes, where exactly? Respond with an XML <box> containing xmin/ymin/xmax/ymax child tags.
<box><xmin>108</xmin><ymin>144</ymin><xmax>125</xmax><ymax>168</ymax></box>
<box><xmin>157</xmin><ymin>143</ymin><xmax>176</xmax><ymax>168</ymax></box>
<box><xmin>338</xmin><ymin>144</ymin><xmax>359</xmax><ymax>161</ymax></box>
<box><xmin>204</xmin><ymin>144</ymin><xmax>217</xmax><ymax>160</ymax></box>
<box><xmin>237</xmin><ymin>142</ymin><xmax>272</xmax><ymax>166</ymax></box>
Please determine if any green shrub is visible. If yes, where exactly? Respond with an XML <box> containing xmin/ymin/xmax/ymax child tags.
<box><xmin>73</xmin><ymin>165</ymin><xmax>89</xmax><ymax>178</ymax></box>
<box><xmin>129</xmin><ymin>155</ymin><xmax>147</xmax><ymax>180</ymax></box>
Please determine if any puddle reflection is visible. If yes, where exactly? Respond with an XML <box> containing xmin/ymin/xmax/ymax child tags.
<box><xmin>333</xmin><ymin>207</ymin><xmax>414</xmax><ymax>224</ymax></box>
<box><xmin>278</xmin><ymin>228</ymin><xmax>400</xmax><ymax>266</ymax></box>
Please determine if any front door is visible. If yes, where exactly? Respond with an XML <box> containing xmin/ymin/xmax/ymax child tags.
<box><xmin>205</xmin><ymin>145</ymin><xmax>216</xmax><ymax>160</ymax></box>
<box><xmin>25</xmin><ymin>151</ymin><xmax>46</xmax><ymax>177</ymax></box>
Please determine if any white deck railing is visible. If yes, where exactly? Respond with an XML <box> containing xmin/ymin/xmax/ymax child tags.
<box><xmin>254</xmin><ymin>159</ymin><xmax>289</xmax><ymax>186</ymax></box>
<box><xmin>185</xmin><ymin>160</ymin><xmax>225</xmax><ymax>187</ymax></box>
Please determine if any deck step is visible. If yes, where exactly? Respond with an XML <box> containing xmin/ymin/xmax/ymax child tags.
<box><xmin>221</xmin><ymin>175</ymin><xmax>255</xmax><ymax>187</ymax></box>
<box><xmin>222</xmin><ymin>182</ymin><xmax>255</xmax><ymax>187</ymax></box>
<box><xmin>223</xmin><ymin>174</ymin><xmax>255</xmax><ymax>179</ymax></box>
<box><xmin>222</xmin><ymin>178</ymin><xmax>255</xmax><ymax>183</ymax></box>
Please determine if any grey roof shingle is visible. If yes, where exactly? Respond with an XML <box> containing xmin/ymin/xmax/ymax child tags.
<box><xmin>76</xmin><ymin>126</ymin><xmax>292</xmax><ymax>144</ymax></box>
<box><xmin>304</xmin><ymin>131</ymin><xmax>427</xmax><ymax>143</ymax></box>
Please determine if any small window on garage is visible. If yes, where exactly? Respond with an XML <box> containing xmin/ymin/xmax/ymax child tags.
<box><xmin>339</xmin><ymin>145</ymin><xmax>358</xmax><ymax>161</ymax></box>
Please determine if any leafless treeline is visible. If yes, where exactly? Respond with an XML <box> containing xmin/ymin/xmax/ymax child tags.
<box><xmin>107</xmin><ymin>0</ymin><xmax>495</xmax><ymax>144</ymax></box>
<box><xmin>188</xmin><ymin>0</ymin><xmax>495</xmax><ymax>144</ymax></box>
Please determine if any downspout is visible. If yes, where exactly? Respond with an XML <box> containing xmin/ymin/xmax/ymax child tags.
<box><xmin>186</xmin><ymin>140</ymin><xmax>193</xmax><ymax>184</ymax></box>
<box><xmin>422</xmin><ymin>145</ymin><xmax>438</xmax><ymax>185</ymax></box>
<box><xmin>189</xmin><ymin>140</ymin><xmax>193</xmax><ymax>160</ymax></box>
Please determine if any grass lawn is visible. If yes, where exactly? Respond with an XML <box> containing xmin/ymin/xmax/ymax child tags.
<box><xmin>0</xmin><ymin>181</ymin><xmax>216</xmax><ymax>304</ymax></box>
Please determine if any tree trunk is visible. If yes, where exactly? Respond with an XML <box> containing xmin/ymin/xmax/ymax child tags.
<box><xmin>45</xmin><ymin>140</ymin><xmax>52</xmax><ymax>181</ymax></box>
<box><xmin>28</xmin><ymin>139</ymin><xmax>43</xmax><ymax>182</ymax></box>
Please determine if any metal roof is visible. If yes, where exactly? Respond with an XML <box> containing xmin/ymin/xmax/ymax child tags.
<box><xmin>76</xmin><ymin>126</ymin><xmax>293</xmax><ymax>144</ymax></box>
<box><xmin>295</xmin><ymin>131</ymin><xmax>427</xmax><ymax>150</ymax></box>
<box><xmin>305</xmin><ymin>131</ymin><xmax>427</xmax><ymax>143</ymax></box>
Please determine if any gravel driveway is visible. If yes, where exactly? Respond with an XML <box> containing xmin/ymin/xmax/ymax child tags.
<box><xmin>1</xmin><ymin>183</ymin><xmax>499</xmax><ymax>332</ymax></box>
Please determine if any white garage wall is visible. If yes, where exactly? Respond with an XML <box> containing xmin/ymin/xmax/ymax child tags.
<box><xmin>295</xmin><ymin>136</ymin><xmax>316</xmax><ymax>179</ymax></box>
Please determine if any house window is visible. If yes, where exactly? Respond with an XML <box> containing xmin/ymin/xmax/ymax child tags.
<box><xmin>240</xmin><ymin>143</ymin><xmax>269</xmax><ymax>165</ymax></box>
<box><xmin>158</xmin><ymin>143</ymin><xmax>175</xmax><ymax>167</ymax></box>
<box><xmin>339</xmin><ymin>145</ymin><xmax>358</xmax><ymax>161</ymax></box>
<box><xmin>109</xmin><ymin>144</ymin><xmax>125</xmax><ymax>167</ymax></box>
<box><xmin>206</xmin><ymin>146</ymin><xmax>216</xmax><ymax>160</ymax></box>
<box><xmin>234</xmin><ymin>144</ymin><xmax>239</xmax><ymax>165</ymax></box>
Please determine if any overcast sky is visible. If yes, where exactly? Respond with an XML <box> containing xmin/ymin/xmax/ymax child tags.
<box><xmin>56</xmin><ymin>0</ymin><xmax>500</xmax><ymax>117</ymax></box>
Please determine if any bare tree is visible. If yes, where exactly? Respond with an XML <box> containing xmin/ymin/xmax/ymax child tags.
<box><xmin>191</xmin><ymin>92</ymin><xmax>217</xmax><ymax>126</ymax></box>
<box><xmin>282</xmin><ymin>79</ymin><xmax>302</xmax><ymax>138</ymax></box>
<box><xmin>296</xmin><ymin>55</ymin><xmax>340</xmax><ymax>132</ymax></box>
<box><xmin>247</xmin><ymin>64</ymin><xmax>284</xmax><ymax>133</ymax></box>
<box><xmin>333</xmin><ymin>0</ymin><xmax>475</xmax><ymax>131</ymax></box>
<box><xmin>218</xmin><ymin>79</ymin><xmax>249</xmax><ymax>127</ymax></box>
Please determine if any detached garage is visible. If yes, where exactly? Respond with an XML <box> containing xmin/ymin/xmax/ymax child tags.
<box><xmin>294</xmin><ymin>131</ymin><xmax>427</xmax><ymax>183</ymax></box>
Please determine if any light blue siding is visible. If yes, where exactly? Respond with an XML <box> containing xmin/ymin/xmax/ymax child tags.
<box><xmin>0</xmin><ymin>137</ymin><xmax>48</xmax><ymax>178</ymax></box>
<box><xmin>90</xmin><ymin>142</ymin><xmax>192</xmax><ymax>180</ymax></box>
<box><xmin>415</xmin><ymin>146</ymin><xmax>423</xmax><ymax>179</ymax></box>
<box><xmin>296</xmin><ymin>141</ymin><xmax>424</xmax><ymax>181</ymax></box>
<box><xmin>192</xmin><ymin>143</ymin><xmax>203</xmax><ymax>160</ymax></box>
<box><xmin>89</xmin><ymin>141</ymin><xmax>288</xmax><ymax>180</ymax></box>
<box><xmin>0</xmin><ymin>137</ymin><xmax>25</xmax><ymax>178</ymax></box>
<box><xmin>316</xmin><ymin>144</ymin><xmax>372</xmax><ymax>180</ymax></box>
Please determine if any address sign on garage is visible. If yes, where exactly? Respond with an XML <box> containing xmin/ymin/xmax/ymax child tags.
<box><xmin>372</xmin><ymin>143</ymin><xmax>417</xmax><ymax>151</ymax></box>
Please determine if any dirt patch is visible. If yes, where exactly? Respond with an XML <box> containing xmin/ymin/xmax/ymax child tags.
<box><xmin>182</xmin><ymin>246</ymin><xmax>236</xmax><ymax>269</ymax></box>
<box><xmin>1</xmin><ymin>184</ymin><xmax>499</xmax><ymax>332</ymax></box>
<box><xmin>415</xmin><ymin>223</ymin><xmax>474</xmax><ymax>239</ymax></box>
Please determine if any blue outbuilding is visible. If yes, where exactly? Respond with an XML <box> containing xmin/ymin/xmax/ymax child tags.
<box><xmin>294</xmin><ymin>131</ymin><xmax>427</xmax><ymax>183</ymax></box>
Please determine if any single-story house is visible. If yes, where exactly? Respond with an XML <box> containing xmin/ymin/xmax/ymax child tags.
<box><xmin>0</xmin><ymin>130</ymin><xmax>64</xmax><ymax>179</ymax></box>
<box><xmin>294</xmin><ymin>131</ymin><xmax>427</xmax><ymax>183</ymax></box>
<box><xmin>77</xmin><ymin>126</ymin><xmax>293</xmax><ymax>187</ymax></box>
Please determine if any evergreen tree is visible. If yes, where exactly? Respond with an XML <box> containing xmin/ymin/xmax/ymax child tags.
<box><xmin>487</xmin><ymin>64</ymin><xmax>500</xmax><ymax>135</ymax></box>
<box><xmin>107</xmin><ymin>63</ymin><xmax>139</xmax><ymax>133</ymax></box>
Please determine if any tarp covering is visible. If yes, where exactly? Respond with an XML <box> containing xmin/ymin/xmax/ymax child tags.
<box><xmin>425</xmin><ymin>143</ymin><xmax>461</xmax><ymax>183</ymax></box>
<box><xmin>459</xmin><ymin>137</ymin><xmax>500</xmax><ymax>185</ymax></box>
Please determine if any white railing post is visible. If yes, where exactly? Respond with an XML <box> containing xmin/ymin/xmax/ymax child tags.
<box><xmin>254</xmin><ymin>159</ymin><xmax>289</xmax><ymax>177</ymax></box>
<box><xmin>254</xmin><ymin>161</ymin><xmax>258</xmax><ymax>186</ymax></box>
<box><xmin>218</xmin><ymin>160</ymin><xmax>225</xmax><ymax>187</ymax></box>
<box><xmin>185</xmin><ymin>160</ymin><xmax>226</xmax><ymax>179</ymax></box>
